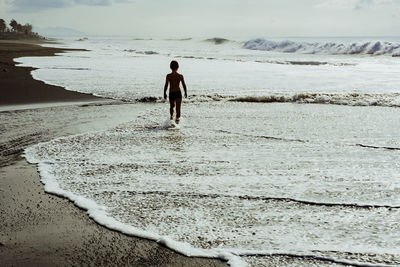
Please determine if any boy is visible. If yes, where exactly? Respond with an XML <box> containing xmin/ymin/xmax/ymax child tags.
<box><xmin>164</xmin><ymin>60</ymin><xmax>187</xmax><ymax>124</ymax></box>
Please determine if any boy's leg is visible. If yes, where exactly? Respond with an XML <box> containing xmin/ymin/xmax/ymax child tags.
<box><xmin>169</xmin><ymin>99</ymin><xmax>175</xmax><ymax>120</ymax></box>
<box><xmin>176</xmin><ymin>97</ymin><xmax>182</xmax><ymax>123</ymax></box>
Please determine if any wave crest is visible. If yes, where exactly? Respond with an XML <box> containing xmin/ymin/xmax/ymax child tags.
<box><xmin>229</xmin><ymin>93</ymin><xmax>400</xmax><ymax>107</ymax></box>
<box><xmin>133</xmin><ymin>93</ymin><xmax>400</xmax><ymax>108</ymax></box>
<box><xmin>244</xmin><ymin>38</ymin><xmax>400</xmax><ymax>56</ymax></box>
<box><xmin>204</xmin><ymin>37</ymin><xmax>230</xmax><ymax>45</ymax></box>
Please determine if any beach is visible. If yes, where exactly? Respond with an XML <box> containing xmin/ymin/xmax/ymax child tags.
<box><xmin>2</xmin><ymin>1</ymin><xmax>400</xmax><ymax>265</ymax></box>
<box><xmin>0</xmin><ymin>40</ymin><xmax>227</xmax><ymax>267</ymax></box>
<box><xmin>2</xmin><ymin>37</ymin><xmax>399</xmax><ymax>266</ymax></box>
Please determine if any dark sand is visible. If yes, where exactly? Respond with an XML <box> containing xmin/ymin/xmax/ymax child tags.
<box><xmin>0</xmin><ymin>40</ymin><xmax>227</xmax><ymax>266</ymax></box>
<box><xmin>0</xmin><ymin>40</ymin><xmax>99</xmax><ymax>105</ymax></box>
<box><xmin>0</xmin><ymin>160</ymin><xmax>226</xmax><ymax>267</ymax></box>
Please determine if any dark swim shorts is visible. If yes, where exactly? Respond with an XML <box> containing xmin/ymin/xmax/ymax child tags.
<box><xmin>169</xmin><ymin>91</ymin><xmax>182</xmax><ymax>101</ymax></box>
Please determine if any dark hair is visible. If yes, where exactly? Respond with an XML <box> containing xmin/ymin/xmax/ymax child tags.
<box><xmin>170</xmin><ymin>60</ymin><xmax>179</xmax><ymax>70</ymax></box>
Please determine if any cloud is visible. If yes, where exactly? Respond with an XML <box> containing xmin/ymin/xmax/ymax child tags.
<box><xmin>315</xmin><ymin>0</ymin><xmax>397</xmax><ymax>10</ymax></box>
<box><xmin>354</xmin><ymin>0</ymin><xmax>397</xmax><ymax>10</ymax></box>
<box><xmin>315</xmin><ymin>0</ymin><xmax>358</xmax><ymax>9</ymax></box>
<box><xmin>9</xmin><ymin>0</ymin><xmax>130</xmax><ymax>12</ymax></box>
<box><xmin>354</xmin><ymin>0</ymin><xmax>374</xmax><ymax>10</ymax></box>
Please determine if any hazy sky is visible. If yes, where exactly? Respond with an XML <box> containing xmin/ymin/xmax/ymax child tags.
<box><xmin>0</xmin><ymin>0</ymin><xmax>399</xmax><ymax>38</ymax></box>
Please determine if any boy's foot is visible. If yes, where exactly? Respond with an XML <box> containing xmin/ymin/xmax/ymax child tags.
<box><xmin>170</xmin><ymin>116</ymin><xmax>174</xmax><ymax>120</ymax></box>
<box><xmin>175</xmin><ymin>118</ymin><xmax>180</xmax><ymax>124</ymax></box>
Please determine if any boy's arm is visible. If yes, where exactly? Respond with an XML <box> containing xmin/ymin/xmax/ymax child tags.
<box><xmin>163</xmin><ymin>75</ymin><xmax>168</xmax><ymax>99</ymax></box>
<box><xmin>181</xmin><ymin>75</ymin><xmax>187</xmax><ymax>98</ymax></box>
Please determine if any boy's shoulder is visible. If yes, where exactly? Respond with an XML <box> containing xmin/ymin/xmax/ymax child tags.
<box><xmin>167</xmin><ymin>72</ymin><xmax>183</xmax><ymax>77</ymax></box>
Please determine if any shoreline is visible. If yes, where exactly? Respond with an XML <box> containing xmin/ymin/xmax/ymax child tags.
<box><xmin>0</xmin><ymin>40</ymin><xmax>101</xmax><ymax>105</ymax></box>
<box><xmin>0</xmin><ymin>40</ymin><xmax>227</xmax><ymax>266</ymax></box>
<box><xmin>0</xmin><ymin>159</ymin><xmax>226</xmax><ymax>266</ymax></box>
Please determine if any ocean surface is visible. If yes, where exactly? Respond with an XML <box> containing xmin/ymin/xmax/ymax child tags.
<box><xmin>18</xmin><ymin>36</ymin><xmax>400</xmax><ymax>266</ymax></box>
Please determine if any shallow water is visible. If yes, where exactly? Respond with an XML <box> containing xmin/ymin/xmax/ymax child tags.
<box><xmin>25</xmin><ymin>102</ymin><xmax>400</xmax><ymax>266</ymax></box>
<box><xmin>18</xmin><ymin>36</ymin><xmax>400</xmax><ymax>266</ymax></box>
<box><xmin>15</xmin><ymin>37</ymin><xmax>400</xmax><ymax>107</ymax></box>
<box><xmin>0</xmin><ymin>102</ymin><xmax>144</xmax><ymax>167</ymax></box>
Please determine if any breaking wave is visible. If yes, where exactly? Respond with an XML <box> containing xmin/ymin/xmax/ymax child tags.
<box><xmin>204</xmin><ymin>37</ymin><xmax>231</xmax><ymax>45</ymax></box>
<box><xmin>356</xmin><ymin>144</ymin><xmax>400</xmax><ymax>151</ymax></box>
<box><xmin>123</xmin><ymin>49</ymin><xmax>159</xmax><ymax>55</ymax></box>
<box><xmin>244</xmin><ymin>38</ymin><xmax>400</xmax><ymax>56</ymax></box>
<box><xmin>165</xmin><ymin>38</ymin><xmax>192</xmax><ymax>41</ymax></box>
<box><xmin>254</xmin><ymin>59</ymin><xmax>354</xmax><ymax>66</ymax></box>
<box><xmin>133</xmin><ymin>93</ymin><xmax>400</xmax><ymax>107</ymax></box>
<box><xmin>228</xmin><ymin>93</ymin><xmax>400</xmax><ymax>107</ymax></box>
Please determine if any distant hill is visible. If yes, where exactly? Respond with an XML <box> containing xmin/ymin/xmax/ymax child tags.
<box><xmin>35</xmin><ymin>27</ymin><xmax>88</xmax><ymax>38</ymax></box>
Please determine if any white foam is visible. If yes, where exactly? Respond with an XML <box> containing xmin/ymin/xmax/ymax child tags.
<box><xmin>229</xmin><ymin>92</ymin><xmax>400</xmax><ymax>107</ymax></box>
<box><xmin>24</xmin><ymin>143</ymin><xmax>243</xmax><ymax>266</ymax></box>
<box><xmin>163</xmin><ymin>118</ymin><xmax>181</xmax><ymax>129</ymax></box>
<box><xmin>15</xmin><ymin>36</ymin><xmax>400</xmax><ymax>266</ymax></box>
<box><xmin>23</xmin><ymin>103</ymin><xmax>400</xmax><ymax>266</ymax></box>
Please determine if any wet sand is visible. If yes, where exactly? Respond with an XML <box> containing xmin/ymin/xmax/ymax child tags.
<box><xmin>0</xmin><ymin>40</ymin><xmax>227</xmax><ymax>266</ymax></box>
<box><xmin>0</xmin><ymin>159</ymin><xmax>226</xmax><ymax>266</ymax></box>
<box><xmin>0</xmin><ymin>40</ymin><xmax>99</xmax><ymax>105</ymax></box>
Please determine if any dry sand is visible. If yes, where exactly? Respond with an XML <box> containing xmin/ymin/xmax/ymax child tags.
<box><xmin>0</xmin><ymin>40</ymin><xmax>227</xmax><ymax>267</ymax></box>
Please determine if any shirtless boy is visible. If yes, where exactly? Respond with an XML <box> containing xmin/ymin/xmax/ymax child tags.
<box><xmin>164</xmin><ymin>60</ymin><xmax>187</xmax><ymax>124</ymax></box>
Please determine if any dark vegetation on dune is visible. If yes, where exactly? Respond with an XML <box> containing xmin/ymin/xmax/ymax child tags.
<box><xmin>0</xmin><ymin>18</ymin><xmax>44</xmax><ymax>40</ymax></box>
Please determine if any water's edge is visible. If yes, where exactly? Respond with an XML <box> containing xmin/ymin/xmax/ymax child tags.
<box><xmin>23</xmin><ymin>129</ymin><xmax>397</xmax><ymax>267</ymax></box>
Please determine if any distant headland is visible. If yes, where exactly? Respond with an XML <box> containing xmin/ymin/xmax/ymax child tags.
<box><xmin>0</xmin><ymin>18</ymin><xmax>44</xmax><ymax>40</ymax></box>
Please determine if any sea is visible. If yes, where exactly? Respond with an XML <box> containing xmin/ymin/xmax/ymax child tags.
<box><xmin>16</xmin><ymin>36</ymin><xmax>400</xmax><ymax>266</ymax></box>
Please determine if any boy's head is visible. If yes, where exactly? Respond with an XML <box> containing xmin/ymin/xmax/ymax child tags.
<box><xmin>170</xmin><ymin>60</ymin><xmax>179</xmax><ymax>70</ymax></box>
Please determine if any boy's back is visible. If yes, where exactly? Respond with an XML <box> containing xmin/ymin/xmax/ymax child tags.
<box><xmin>166</xmin><ymin>72</ymin><xmax>183</xmax><ymax>93</ymax></box>
<box><xmin>164</xmin><ymin>60</ymin><xmax>187</xmax><ymax>123</ymax></box>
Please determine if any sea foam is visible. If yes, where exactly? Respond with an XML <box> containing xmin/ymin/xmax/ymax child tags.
<box><xmin>132</xmin><ymin>93</ymin><xmax>400</xmax><ymax>108</ymax></box>
<box><xmin>24</xmin><ymin>136</ymin><xmax>244</xmax><ymax>267</ymax></box>
<box><xmin>23</xmin><ymin>103</ymin><xmax>400</xmax><ymax>266</ymax></box>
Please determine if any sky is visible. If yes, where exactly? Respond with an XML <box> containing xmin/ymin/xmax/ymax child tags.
<box><xmin>0</xmin><ymin>0</ymin><xmax>399</xmax><ymax>38</ymax></box>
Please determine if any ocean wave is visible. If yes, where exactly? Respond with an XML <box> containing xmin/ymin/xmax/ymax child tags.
<box><xmin>47</xmin><ymin>67</ymin><xmax>90</xmax><ymax>70</ymax></box>
<box><xmin>124</xmin><ymin>49</ymin><xmax>350</xmax><ymax>66</ymax></box>
<box><xmin>255</xmin><ymin>59</ymin><xmax>355</xmax><ymax>66</ymax></box>
<box><xmin>244</xmin><ymin>38</ymin><xmax>400</xmax><ymax>56</ymax></box>
<box><xmin>165</xmin><ymin>38</ymin><xmax>192</xmax><ymax>41</ymax></box>
<box><xmin>204</xmin><ymin>37</ymin><xmax>231</xmax><ymax>45</ymax></box>
<box><xmin>179</xmin><ymin>55</ymin><xmax>350</xmax><ymax>66</ymax></box>
<box><xmin>257</xmin><ymin>60</ymin><xmax>326</xmax><ymax>66</ymax></box>
<box><xmin>136</xmin><ymin>50</ymin><xmax>159</xmax><ymax>55</ymax></box>
<box><xmin>228</xmin><ymin>93</ymin><xmax>400</xmax><ymax>107</ymax></box>
<box><xmin>133</xmin><ymin>93</ymin><xmax>400</xmax><ymax>107</ymax></box>
<box><xmin>123</xmin><ymin>49</ymin><xmax>159</xmax><ymax>55</ymax></box>
<box><xmin>356</xmin><ymin>144</ymin><xmax>400</xmax><ymax>151</ymax></box>
<box><xmin>127</xmin><ymin>190</ymin><xmax>400</xmax><ymax>210</ymax></box>
<box><xmin>135</xmin><ymin>96</ymin><xmax>161</xmax><ymax>103</ymax></box>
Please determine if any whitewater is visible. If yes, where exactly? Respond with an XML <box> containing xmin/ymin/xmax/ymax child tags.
<box><xmin>18</xmin><ymin>36</ymin><xmax>400</xmax><ymax>266</ymax></box>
